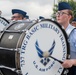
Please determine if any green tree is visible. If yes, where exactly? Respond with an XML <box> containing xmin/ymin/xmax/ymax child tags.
<box><xmin>51</xmin><ymin>4</ymin><xmax>58</xmax><ymax>20</ymax></box>
<box><xmin>68</xmin><ymin>1</ymin><xmax>76</xmax><ymax>18</ymax></box>
<box><xmin>51</xmin><ymin>0</ymin><xmax>76</xmax><ymax>20</ymax></box>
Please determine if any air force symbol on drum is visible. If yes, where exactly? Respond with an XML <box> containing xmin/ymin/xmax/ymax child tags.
<box><xmin>20</xmin><ymin>20</ymin><xmax>67</xmax><ymax>75</ymax></box>
<box><xmin>35</xmin><ymin>40</ymin><xmax>55</xmax><ymax>66</ymax></box>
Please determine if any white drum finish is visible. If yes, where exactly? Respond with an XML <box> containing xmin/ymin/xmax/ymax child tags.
<box><xmin>20</xmin><ymin>19</ymin><xmax>69</xmax><ymax>75</ymax></box>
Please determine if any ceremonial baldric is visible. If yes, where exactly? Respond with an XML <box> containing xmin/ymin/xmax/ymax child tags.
<box><xmin>66</xmin><ymin>24</ymin><xmax>75</xmax><ymax>36</ymax></box>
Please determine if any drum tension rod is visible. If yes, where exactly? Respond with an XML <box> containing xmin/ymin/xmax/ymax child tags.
<box><xmin>0</xmin><ymin>30</ymin><xmax>27</xmax><ymax>33</ymax></box>
<box><xmin>0</xmin><ymin>47</ymin><xmax>18</xmax><ymax>51</ymax></box>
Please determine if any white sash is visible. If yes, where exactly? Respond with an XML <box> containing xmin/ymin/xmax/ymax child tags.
<box><xmin>66</xmin><ymin>24</ymin><xmax>75</xmax><ymax>36</ymax></box>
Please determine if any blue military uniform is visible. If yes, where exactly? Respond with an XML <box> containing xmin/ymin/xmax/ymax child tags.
<box><xmin>58</xmin><ymin>2</ymin><xmax>76</xmax><ymax>75</ymax></box>
<box><xmin>66</xmin><ymin>25</ymin><xmax>76</xmax><ymax>75</ymax></box>
<box><xmin>66</xmin><ymin>24</ymin><xmax>76</xmax><ymax>59</ymax></box>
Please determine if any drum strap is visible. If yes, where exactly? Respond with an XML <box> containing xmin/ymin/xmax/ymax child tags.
<box><xmin>66</xmin><ymin>24</ymin><xmax>75</xmax><ymax>37</ymax></box>
<box><xmin>65</xmin><ymin>24</ymin><xmax>75</xmax><ymax>59</ymax></box>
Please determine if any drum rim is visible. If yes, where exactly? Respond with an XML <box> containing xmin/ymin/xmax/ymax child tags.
<box><xmin>20</xmin><ymin>19</ymin><xmax>70</xmax><ymax>75</ymax></box>
<box><xmin>0</xmin><ymin>16</ymin><xmax>9</xmax><ymax>24</ymax></box>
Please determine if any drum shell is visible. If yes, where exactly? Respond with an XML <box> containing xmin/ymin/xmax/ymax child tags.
<box><xmin>0</xmin><ymin>21</ymin><xmax>33</xmax><ymax>69</ymax></box>
<box><xmin>0</xmin><ymin>68</ymin><xmax>18</xmax><ymax>75</ymax></box>
<box><xmin>0</xmin><ymin>49</ymin><xmax>15</xmax><ymax>68</ymax></box>
<box><xmin>0</xmin><ymin>22</ymin><xmax>31</xmax><ymax>48</ymax></box>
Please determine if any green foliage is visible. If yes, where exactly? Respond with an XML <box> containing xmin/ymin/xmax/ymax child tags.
<box><xmin>51</xmin><ymin>0</ymin><xmax>76</xmax><ymax>20</ymax></box>
<box><xmin>51</xmin><ymin>4</ymin><xmax>58</xmax><ymax>21</ymax></box>
<box><xmin>68</xmin><ymin>1</ymin><xmax>76</xmax><ymax>18</ymax></box>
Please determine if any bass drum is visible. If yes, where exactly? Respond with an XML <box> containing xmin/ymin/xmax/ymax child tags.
<box><xmin>0</xmin><ymin>20</ymin><xmax>33</xmax><ymax>75</ymax></box>
<box><xmin>0</xmin><ymin>68</ymin><xmax>18</xmax><ymax>75</ymax></box>
<box><xmin>0</xmin><ymin>17</ymin><xmax>9</xmax><ymax>31</ymax></box>
<box><xmin>20</xmin><ymin>19</ymin><xmax>70</xmax><ymax>75</ymax></box>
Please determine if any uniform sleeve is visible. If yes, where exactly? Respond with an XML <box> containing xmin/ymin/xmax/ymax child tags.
<box><xmin>69</xmin><ymin>29</ymin><xmax>76</xmax><ymax>59</ymax></box>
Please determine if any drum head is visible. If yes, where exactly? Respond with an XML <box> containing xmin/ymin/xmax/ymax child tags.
<box><xmin>0</xmin><ymin>17</ymin><xmax>9</xmax><ymax>31</ymax></box>
<box><xmin>20</xmin><ymin>19</ymin><xmax>69</xmax><ymax>75</ymax></box>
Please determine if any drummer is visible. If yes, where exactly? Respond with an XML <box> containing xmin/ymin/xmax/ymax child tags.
<box><xmin>56</xmin><ymin>2</ymin><xmax>76</xmax><ymax>75</ymax></box>
<box><xmin>11</xmin><ymin>9</ymin><xmax>27</xmax><ymax>21</ymax></box>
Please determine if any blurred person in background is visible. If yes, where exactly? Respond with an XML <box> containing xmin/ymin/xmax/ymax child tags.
<box><xmin>71</xmin><ymin>18</ymin><xmax>76</xmax><ymax>27</ymax></box>
<box><xmin>11</xmin><ymin>9</ymin><xmax>27</xmax><ymax>21</ymax></box>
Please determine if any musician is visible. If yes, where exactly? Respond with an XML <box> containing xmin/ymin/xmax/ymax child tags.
<box><xmin>56</xmin><ymin>2</ymin><xmax>76</xmax><ymax>75</ymax></box>
<box><xmin>11</xmin><ymin>9</ymin><xmax>27</xmax><ymax>21</ymax></box>
<box><xmin>0</xmin><ymin>9</ymin><xmax>28</xmax><ymax>75</ymax></box>
<box><xmin>71</xmin><ymin>18</ymin><xmax>76</xmax><ymax>27</ymax></box>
